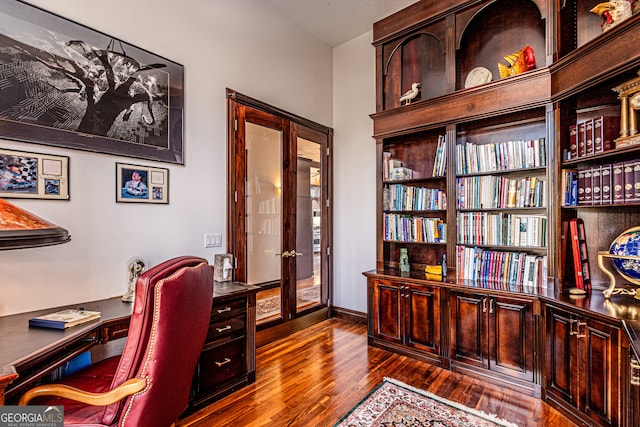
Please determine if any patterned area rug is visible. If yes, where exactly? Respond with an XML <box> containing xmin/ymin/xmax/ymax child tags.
<box><xmin>257</xmin><ymin>286</ymin><xmax>320</xmax><ymax>320</ymax></box>
<box><xmin>334</xmin><ymin>378</ymin><xmax>518</xmax><ymax>427</ymax></box>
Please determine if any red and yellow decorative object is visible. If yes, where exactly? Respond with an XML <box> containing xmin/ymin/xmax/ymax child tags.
<box><xmin>0</xmin><ymin>198</ymin><xmax>70</xmax><ymax>249</ymax></box>
<box><xmin>591</xmin><ymin>1</ymin><xmax>638</xmax><ymax>32</ymax></box>
<box><xmin>497</xmin><ymin>45</ymin><xmax>535</xmax><ymax>79</ymax></box>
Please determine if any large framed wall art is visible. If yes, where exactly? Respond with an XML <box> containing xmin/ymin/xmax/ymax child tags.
<box><xmin>0</xmin><ymin>0</ymin><xmax>184</xmax><ymax>164</ymax></box>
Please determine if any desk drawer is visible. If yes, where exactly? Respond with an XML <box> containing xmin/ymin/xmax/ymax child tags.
<box><xmin>211</xmin><ymin>299</ymin><xmax>246</xmax><ymax>321</ymax></box>
<box><xmin>206</xmin><ymin>315</ymin><xmax>245</xmax><ymax>342</ymax></box>
<box><xmin>196</xmin><ymin>336</ymin><xmax>246</xmax><ymax>391</ymax></box>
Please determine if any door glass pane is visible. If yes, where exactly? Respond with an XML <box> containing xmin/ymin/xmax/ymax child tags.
<box><xmin>296</xmin><ymin>137</ymin><xmax>321</xmax><ymax>312</ymax></box>
<box><xmin>246</xmin><ymin>122</ymin><xmax>283</xmax><ymax>322</ymax></box>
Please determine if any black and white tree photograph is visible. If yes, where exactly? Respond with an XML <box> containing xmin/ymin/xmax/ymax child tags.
<box><xmin>0</xmin><ymin>0</ymin><xmax>184</xmax><ymax>164</ymax></box>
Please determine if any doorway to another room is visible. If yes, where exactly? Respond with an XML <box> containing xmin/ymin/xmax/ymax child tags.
<box><xmin>227</xmin><ymin>89</ymin><xmax>333</xmax><ymax>345</ymax></box>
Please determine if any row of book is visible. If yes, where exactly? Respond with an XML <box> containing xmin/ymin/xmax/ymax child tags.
<box><xmin>382</xmin><ymin>135</ymin><xmax>447</xmax><ymax>181</ymax></box>
<box><xmin>382</xmin><ymin>152</ymin><xmax>414</xmax><ymax>181</ymax></box>
<box><xmin>383</xmin><ymin>184</ymin><xmax>447</xmax><ymax>211</ymax></box>
<box><xmin>432</xmin><ymin>135</ymin><xmax>447</xmax><ymax>177</ymax></box>
<box><xmin>456</xmin><ymin>246</ymin><xmax>548</xmax><ymax>291</ymax></box>
<box><xmin>562</xmin><ymin>159</ymin><xmax>640</xmax><ymax>206</ymax></box>
<box><xmin>383</xmin><ymin>213</ymin><xmax>446</xmax><ymax>243</ymax></box>
<box><xmin>567</xmin><ymin>116</ymin><xmax>619</xmax><ymax>160</ymax></box>
<box><xmin>456</xmin><ymin>175</ymin><xmax>546</xmax><ymax>210</ymax></box>
<box><xmin>455</xmin><ymin>138</ymin><xmax>546</xmax><ymax>175</ymax></box>
<box><xmin>456</xmin><ymin>212</ymin><xmax>547</xmax><ymax>247</ymax></box>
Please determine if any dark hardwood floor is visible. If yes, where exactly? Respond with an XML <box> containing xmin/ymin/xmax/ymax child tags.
<box><xmin>177</xmin><ymin>318</ymin><xmax>577</xmax><ymax>427</ymax></box>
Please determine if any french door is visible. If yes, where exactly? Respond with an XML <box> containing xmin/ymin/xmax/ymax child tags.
<box><xmin>227</xmin><ymin>90</ymin><xmax>332</xmax><ymax>339</ymax></box>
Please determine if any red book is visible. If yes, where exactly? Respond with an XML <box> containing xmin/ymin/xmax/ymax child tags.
<box><xmin>569</xmin><ymin>124</ymin><xmax>578</xmax><ymax>159</ymax></box>
<box><xmin>569</xmin><ymin>218</ymin><xmax>591</xmax><ymax>292</ymax></box>
<box><xmin>613</xmin><ymin>162</ymin><xmax>625</xmax><ymax>204</ymax></box>
<box><xmin>585</xmin><ymin>119</ymin><xmax>594</xmax><ymax>156</ymax></box>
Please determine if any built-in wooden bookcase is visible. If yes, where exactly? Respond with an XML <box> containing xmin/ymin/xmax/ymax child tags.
<box><xmin>379</xmin><ymin>129</ymin><xmax>448</xmax><ymax>272</ymax></box>
<box><xmin>372</xmin><ymin>0</ymin><xmax>640</xmax><ymax>293</ymax></box>
<box><xmin>368</xmin><ymin>1</ymin><xmax>640</xmax><ymax>423</ymax></box>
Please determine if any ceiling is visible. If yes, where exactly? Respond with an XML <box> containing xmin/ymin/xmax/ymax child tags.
<box><xmin>266</xmin><ymin>0</ymin><xmax>418</xmax><ymax>47</ymax></box>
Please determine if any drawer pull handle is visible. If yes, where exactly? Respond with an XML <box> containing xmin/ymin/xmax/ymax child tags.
<box><xmin>215</xmin><ymin>358</ymin><xmax>231</xmax><ymax>367</ymax></box>
<box><xmin>216</xmin><ymin>325</ymin><xmax>232</xmax><ymax>332</ymax></box>
<box><xmin>217</xmin><ymin>307</ymin><xmax>232</xmax><ymax>313</ymax></box>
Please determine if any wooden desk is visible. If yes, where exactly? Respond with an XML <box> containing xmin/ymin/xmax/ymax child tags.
<box><xmin>0</xmin><ymin>297</ymin><xmax>132</xmax><ymax>404</ymax></box>
<box><xmin>0</xmin><ymin>281</ymin><xmax>259</xmax><ymax>406</ymax></box>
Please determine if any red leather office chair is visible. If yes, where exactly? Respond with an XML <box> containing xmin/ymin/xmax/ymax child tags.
<box><xmin>20</xmin><ymin>256</ymin><xmax>214</xmax><ymax>427</ymax></box>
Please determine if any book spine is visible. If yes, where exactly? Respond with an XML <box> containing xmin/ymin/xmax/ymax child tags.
<box><xmin>591</xmin><ymin>166</ymin><xmax>602</xmax><ymax>205</ymax></box>
<box><xmin>569</xmin><ymin>125</ymin><xmax>578</xmax><ymax>159</ymax></box>
<box><xmin>601</xmin><ymin>164</ymin><xmax>612</xmax><ymax>205</ymax></box>
<box><xmin>578</xmin><ymin>122</ymin><xmax>586</xmax><ymax>158</ymax></box>
<box><xmin>593</xmin><ymin>117</ymin><xmax>604</xmax><ymax>153</ymax></box>
<box><xmin>613</xmin><ymin>161</ymin><xmax>625</xmax><ymax>204</ymax></box>
<box><xmin>585</xmin><ymin>119</ymin><xmax>594</xmax><ymax>156</ymax></box>
<box><xmin>634</xmin><ymin>159</ymin><xmax>640</xmax><ymax>203</ymax></box>
<box><xmin>602</xmin><ymin>116</ymin><xmax>620</xmax><ymax>152</ymax></box>
<box><xmin>624</xmin><ymin>161</ymin><xmax>634</xmax><ymax>202</ymax></box>
<box><xmin>577</xmin><ymin>169</ymin><xmax>586</xmax><ymax>205</ymax></box>
<box><xmin>583</xmin><ymin>168</ymin><xmax>593</xmax><ymax>205</ymax></box>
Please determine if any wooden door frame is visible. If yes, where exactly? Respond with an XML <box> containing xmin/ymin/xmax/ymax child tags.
<box><xmin>226</xmin><ymin>88</ymin><xmax>334</xmax><ymax>345</ymax></box>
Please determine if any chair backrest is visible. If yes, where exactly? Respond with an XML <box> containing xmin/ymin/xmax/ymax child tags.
<box><xmin>101</xmin><ymin>256</ymin><xmax>213</xmax><ymax>427</ymax></box>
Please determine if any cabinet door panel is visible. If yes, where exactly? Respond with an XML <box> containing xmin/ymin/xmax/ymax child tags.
<box><xmin>450</xmin><ymin>293</ymin><xmax>486</xmax><ymax>368</ymax></box>
<box><xmin>489</xmin><ymin>298</ymin><xmax>534</xmax><ymax>381</ymax></box>
<box><xmin>546</xmin><ymin>307</ymin><xmax>577</xmax><ymax>405</ymax></box>
<box><xmin>583</xmin><ymin>320</ymin><xmax>619</xmax><ymax>426</ymax></box>
<box><xmin>406</xmin><ymin>285</ymin><xmax>440</xmax><ymax>354</ymax></box>
<box><xmin>374</xmin><ymin>281</ymin><xmax>402</xmax><ymax>343</ymax></box>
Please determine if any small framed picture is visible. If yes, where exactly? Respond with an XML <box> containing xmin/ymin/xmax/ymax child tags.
<box><xmin>0</xmin><ymin>148</ymin><xmax>69</xmax><ymax>200</ymax></box>
<box><xmin>213</xmin><ymin>253</ymin><xmax>234</xmax><ymax>282</ymax></box>
<box><xmin>116</xmin><ymin>162</ymin><xmax>169</xmax><ymax>204</ymax></box>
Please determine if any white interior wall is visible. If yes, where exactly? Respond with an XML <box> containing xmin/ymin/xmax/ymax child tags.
<box><xmin>0</xmin><ymin>0</ymin><xmax>334</xmax><ymax>316</ymax></box>
<box><xmin>332</xmin><ymin>32</ymin><xmax>377</xmax><ymax>313</ymax></box>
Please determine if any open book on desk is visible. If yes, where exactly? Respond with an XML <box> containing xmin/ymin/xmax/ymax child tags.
<box><xmin>29</xmin><ymin>309</ymin><xmax>101</xmax><ymax>330</ymax></box>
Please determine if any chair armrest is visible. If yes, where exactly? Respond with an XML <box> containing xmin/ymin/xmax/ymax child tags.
<box><xmin>19</xmin><ymin>377</ymin><xmax>147</xmax><ymax>406</ymax></box>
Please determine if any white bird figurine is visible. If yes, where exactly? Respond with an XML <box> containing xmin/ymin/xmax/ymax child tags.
<box><xmin>399</xmin><ymin>82</ymin><xmax>421</xmax><ymax>105</ymax></box>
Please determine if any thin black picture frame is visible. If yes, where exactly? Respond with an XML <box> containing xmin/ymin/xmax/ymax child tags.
<box><xmin>0</xmin><ymin>0</ymin><xmax>184</xmax><ymax>164</ymax></box>
<box><xmin>116</xmin><ymin>162</ymin><xmax>169</xmax><ymax>204</ymax></box>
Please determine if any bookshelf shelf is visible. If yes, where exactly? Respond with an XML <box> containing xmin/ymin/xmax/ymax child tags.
<box><xmin>456</xmin><ymin>243</ymin><xmax>548</xmax><ymax>252</ymax></box>
<box><xmin>383</xmin><ymin>176</ymin><xmax>446</xmax><ymax>185</ymax></box>
<box><xmin>457</xmin><ymin>207</ymin><xmax>546</xmax><ymax>213</ymax></box>
<box><xmin>383</xmin><ymin>240</ymin><xmax>447</xmax><ymax>246</ymax></box>
<box><xmin>456</xmin><ymin>167</ymin><xmax>546</xmax><ymax>178</ymax></box>
<box><xmin>385</xmin><ymin>210</ymin><xmax>447</xmax><ymax>214</ymax></box>
<box><xmin>561</xmin><ymin>144</ymin><xmax>640</xmax><ymax>166</ymax></box>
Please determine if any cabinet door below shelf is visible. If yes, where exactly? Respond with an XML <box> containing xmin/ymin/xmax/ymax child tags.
<box><xmin>371</xmin><ymin>279</ymin><xmax>402</xmax><ymax>344</ymax></box>
<box><xmin>405</xmin><ymin>284</ymin><xmax>440</xmax><ymax>356</ymax></box>
<box><xmin>450</xmin><ymin>292</ymin><xmax>486</xmax><ymax>369</ymax></box>
<box><xmin>488</xmin><ymin>296</ymin><xmax>535</xmax><ymax>383</ymax></box>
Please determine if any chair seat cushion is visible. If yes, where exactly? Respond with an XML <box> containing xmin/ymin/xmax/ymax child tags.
<box><xmin>31</xmin><ymin>356</ymin><xmax>120</xmax><ymax>426</ymax></box>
